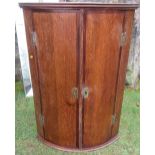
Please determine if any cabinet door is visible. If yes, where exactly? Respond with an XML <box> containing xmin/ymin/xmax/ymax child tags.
<box><xmin>83</xmin><ymin>11</ymin><xmax>124</xmax><ymax>147</ymax></box>
<box><xmin>33</xmin><ymin>11</ymin><xmax>79</xmax><ymax>148</ymax></box>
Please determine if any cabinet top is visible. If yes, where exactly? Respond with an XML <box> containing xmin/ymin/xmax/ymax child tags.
<box><xmin>19</xmin><ymin>2</ymin><xmax>139</xmax><ymax>10</ymax></box>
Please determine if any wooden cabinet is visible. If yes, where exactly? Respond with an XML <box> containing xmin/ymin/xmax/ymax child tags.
<box><xmin>20</xmin><ymin>3</ymin><xmax>138</xmax><ymax>151</ymax></box>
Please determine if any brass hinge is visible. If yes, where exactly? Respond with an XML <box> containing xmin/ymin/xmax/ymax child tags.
<box><xmin>40</xmin><ymin>114</ymin><xmax>44</xmax><ymax>127</ymax></box>
<box><xmin>31</xmin><ymin>31</ymin><xmax>37</xmax><ymax>46</ymax></box>
<box><xmin>120</xmin><ymin>32</ymin><xmax>127</xmax><ymax>47</ymax></box>
<box><xmin>112</xmin><ymin>115</ymin><xmax>116</xmax><ymax>125</ymax></box>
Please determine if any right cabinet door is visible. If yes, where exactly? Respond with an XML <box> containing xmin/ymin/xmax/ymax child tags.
<box><xmin>83</xmin><ymin>11</ymin><xmax>125</xmax><ymax>147</ymax></box>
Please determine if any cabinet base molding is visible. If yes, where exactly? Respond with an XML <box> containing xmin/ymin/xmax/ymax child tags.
<box><xmin>37</xmin><ymin>134</ymin><xmax>119</xmax><ymax>152</ymax></box>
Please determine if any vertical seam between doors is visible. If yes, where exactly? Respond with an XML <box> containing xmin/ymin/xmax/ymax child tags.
<box><xmin>76</xmin><ymin>11</ymin><xmax>80</xmax><ymax>148</ymax></box>
<box><xmin>77</xmin><ymin>9</ymin><xmax>86</xmax><ymax>149</ymax></box>
<box><xmin>82</xmin><ymin>9</ymin><xmax>86</xmax><ymax>148</ymax></box>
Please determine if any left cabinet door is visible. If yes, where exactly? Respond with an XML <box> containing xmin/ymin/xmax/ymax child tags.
<box><xmin>32</xmin><ymin>11</ymin><xmax>79</xmax><ymax>148</ymax></box>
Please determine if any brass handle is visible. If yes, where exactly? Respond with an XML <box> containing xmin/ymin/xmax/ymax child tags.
<box><xmin>82</xmin><ymin>87</ymin><xmax>89</xmax><ymax>99</ymax></box>
<box><xmin>71</xmin><ymin>87</ymin><xmax>89</xmax><ymax>99</ymax></box>
<box><xmin>72</xmin><ymin>87</ymin><xmax>78</xmax><ymax>99</ymax></box>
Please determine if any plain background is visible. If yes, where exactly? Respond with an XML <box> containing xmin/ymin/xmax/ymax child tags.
<box><xmin>0</xmin><ymin>0</ymin><xmax>154</xmax><ymax>154</ymax></box>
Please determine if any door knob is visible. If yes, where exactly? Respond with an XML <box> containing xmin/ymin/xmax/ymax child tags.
<box><xmin>72</xmin><ymin>87</ymin><xmax>78</xmax><ymax>99</ymax></box>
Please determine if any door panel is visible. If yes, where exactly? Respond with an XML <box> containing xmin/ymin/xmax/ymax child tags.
<box><xmin>33</xmin><ymin>12</ymin><xmax>78</xmax><ymax>148</ymax></box>
<box><xmin>83</xmin><ymin>11</ymin><xmax>124</xmax><ymax>147</ymax></box>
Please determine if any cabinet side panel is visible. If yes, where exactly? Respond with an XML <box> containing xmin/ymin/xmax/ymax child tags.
<box><xmin>112</xmin><ymin>11</ymin><xmax>135</xmax><ymax>137</ymax></box>
<box><xmin>83</xmin><ymin>11</ymin><xmax>124</xmax><ymax>147</ymax></box>
<box><xmin>33</xmin><ymin>12</ymin><xmax>78</xmax><ymax>148</ymax></box>
<box><xmin>23</xmin><ymin>9</ymin><xmax>44</xmax><ymax>137</ymax></box>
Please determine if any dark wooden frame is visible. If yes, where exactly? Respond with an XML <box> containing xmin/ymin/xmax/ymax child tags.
<box><xmin>19</xmin><ymin>3</ymin><xmax>139</xmax><ymax>9</ymax></box>
<box><xmin>37</xmin><ymin>134</ymin><xmax>119</xmax><ymax>152</ymax></box>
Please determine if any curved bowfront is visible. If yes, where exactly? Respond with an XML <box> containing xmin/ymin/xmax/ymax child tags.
<box><xmin>20</xmin><ymin>2</ymin><xmax>138</xmax><ymax>151</ymax></box>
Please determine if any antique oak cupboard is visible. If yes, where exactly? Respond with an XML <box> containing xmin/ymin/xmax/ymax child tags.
<box><xmin>19</xmin><ymin>3</ymin><xmax>138</xmax><ymax>151</ymax></box>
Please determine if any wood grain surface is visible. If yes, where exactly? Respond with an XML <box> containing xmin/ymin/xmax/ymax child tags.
<box><xmin>23</xmin><ymin>9</ymin><xmax>44</xmax><ymax>138</ymax></box>
<box><xmin>111</xmin><ymin>10</ymin><xmax>135</xmax><ymax>137</ymax></box>
<box><xmin>83</xmin><ymin>11</ymin><xmax>124</xmax><ymax>147</ymax></box>
<box><xmin>33</xmin><ymin>12</ymin><xmax>78</xmax><ymax>148</ymax></box>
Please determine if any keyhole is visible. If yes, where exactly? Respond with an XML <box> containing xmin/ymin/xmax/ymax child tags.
<box><xmin>83</xmin><ymin>87</ymin><xmax>89</xmax><ymax>98</ymax></box>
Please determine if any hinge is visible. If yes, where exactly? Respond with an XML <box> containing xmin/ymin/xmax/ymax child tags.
<box><xmin>40</xmin><ymin>114</ymin><xmax>44</xmax><ymax>127</ymax></box>
<box><xmin>31</xmin><ymin>31</ymin><xmax>37</xmax><ymax>46</ymax></box>
<box><xmin>112</xmin><ymin>115</ymin><xmax>116</xmax><ymax>125</ymax></box>
<box><xmin>120</xmin><ymin>32</ymin><xmax>127</xmax><ymax>47</ymax></box>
